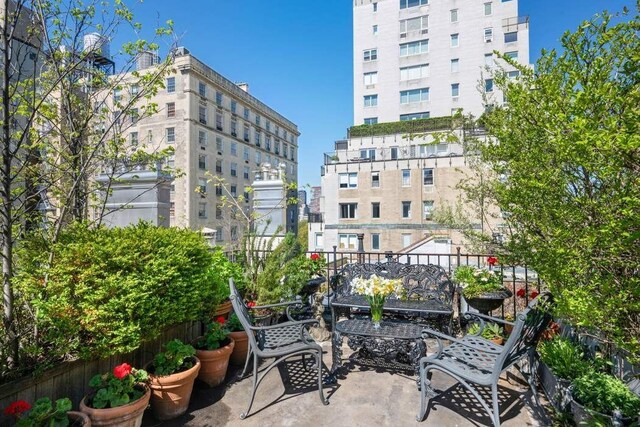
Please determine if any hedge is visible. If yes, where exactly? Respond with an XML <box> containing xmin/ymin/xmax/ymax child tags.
<box><xmin>348</xmin><ymin>116</ymin><xmax>455</xmax><ymax>137</ymax></box>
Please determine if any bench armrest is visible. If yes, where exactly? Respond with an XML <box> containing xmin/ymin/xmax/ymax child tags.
<box><xmin>464</xmin><ymin>312</ymin><xmax>515</xmax><ymax>327</ymax></box>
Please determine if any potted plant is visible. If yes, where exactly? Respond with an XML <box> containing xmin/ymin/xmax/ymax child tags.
<box><xmin>571</xmin><ymin>371</ymin><xmax>640</xmax><ymax>426</ymax></box>
<box><xmin>146</xmin><ymin>339</ymin><xmax>200</xmax><ymax>421</ymax></box>
<box><xmin>454</xmin><ymin>260</ymin><xmax>512</xmax><ymax>314</ymax></box>
<box><xmin>537</xmin><ymin>337</ymin><xmax>591</xmax><ymax>411</ymax></box>
<box><xmin>4</xmin><ymin>398</ymin><xmax>90</xmax><ymax>426</ymax></box>
<box><xmin>467</xmin><ymin>322</ymin><xmax>505</xmax><ymax>345</ymax></box>
<box><xmin>209</xmin><ymin>249</ymin><xmax>246</xmax><ymax>320</ymax></box>
<box><xmin>79</xmin><ymin>362</ymin><xmax>150</xmax><ymax>427</ymax></box>
<box><xmin>193</xmin><ymin>317</ymin><xmax>235</xmax><ymax>386</ymax></box>
<box><xmin>226</xmin><ymin>312</ymin><xmax>250</xmax><ymax>365</ymax></box>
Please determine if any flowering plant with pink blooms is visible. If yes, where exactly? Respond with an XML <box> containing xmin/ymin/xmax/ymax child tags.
<box><xmin>87</xmin><ymin>362</ymin><xmax>148</xmax><ymax>409</ymax></box>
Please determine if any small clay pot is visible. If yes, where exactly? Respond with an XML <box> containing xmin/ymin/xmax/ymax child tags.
<box><xmin>67</xmin><ymin>411</ymin><xmax>91</xmax><ymax>426</ymax></box>
<box><xmin>491</xmin><ymin>337</ymin><xmax>504</xmax><ymax>346</ymax></box>
<box><xmin>80</xmin><ymin>385</ymin><xmax>150</xmax><ymax>427</ymax></box>
<box><xmin>147</xmin><ymin>357</ymin><xmax>200</xmax><ymax>421</ymax></box>
<box><xmin>195</xmin><ymin>337</ymin><xmax>235</xmax><ymax>387</ymax></box>
<box><xmin>228</xmin><ymin>330</ymin><xmax>249</xmax><ymax>365</ymax></box>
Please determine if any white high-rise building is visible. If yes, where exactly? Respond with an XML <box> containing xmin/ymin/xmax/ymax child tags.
<box><xmin>353</xmin><ymin>0</ymin><xmax>530</xmax><ymax>124</ymax></box>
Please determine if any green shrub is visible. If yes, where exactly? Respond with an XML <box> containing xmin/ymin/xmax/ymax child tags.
<box><xmin>209</xmin><ymin>247</ymin><xmax>246</xmax><ymax>310</ymax></box>
<box><xmin>573</xmin><ymin>372</ymin><xmax>640</xmax><ymax>419</ymax></box>
<box><xmin>538</xmin><ymin>337</ymin><xmax>592</xmax><ymax>381</ymax></box>
<box><xmin>348</xmin><ymin>116</ymin><xmax>454</xmax><ymax>137</ymax></box>
<box><xmin>14</xmin><ymin>222</ymin><xmax>218</xmax><ymax>363</ymax></box>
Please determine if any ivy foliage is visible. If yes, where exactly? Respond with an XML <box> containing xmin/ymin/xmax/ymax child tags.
<box><xmin>348</xmin><ymin>116</ymin><xmax>455</xmax><ymax>137</ymax></box>
<box><xmin>478</xmin><ymin>6</ymin><xmax>640</xmax><ymax>357</ymax></box>
<box><xmin>14</xmin><ymin>223</ymin><xmax>218</xmax><ymax>364</ymax></box>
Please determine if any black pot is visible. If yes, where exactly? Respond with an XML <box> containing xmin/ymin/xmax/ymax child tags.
<box><xmin>301</xmin><ymin>277</ymin><xmax>326</xmax><ymax>298</ymax></box>
<box><xmin>464</xmin><ymin>289</ymin><xmax>513</xmax><ymax>314</ymax></box>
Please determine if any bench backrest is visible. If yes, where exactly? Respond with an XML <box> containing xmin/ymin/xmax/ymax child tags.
<box><xmin>331</xmin><ymin>261</ymin><xmax>455</xmax><ymax>306</ymax></box>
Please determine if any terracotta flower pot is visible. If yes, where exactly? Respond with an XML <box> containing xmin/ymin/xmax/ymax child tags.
<box><xmin>195</xmin><ymin>337</ymin><xmax>235</xmax><ymax>387</ymax></box>
<box><xmin>67</xmin><ymin>411</ymin><xmax>91</xmax><ymax>426</ymax></box>
<box><xmin>80</xmin><ymin>385</ymin><xmax>150</xmax><ymax>427</ymax></box>
<box><xmin>228</xmin><ymin>330</ymin><xmax>249</xmax><ymax>365</ymax></box>
<box><xmin>147</xmin><ymin>357</ymin><xmax>200</xmax><ymax>421</ymax></box>
<box><xmin>212</xmin><ymin>300</ymin><xmax>232</xmax><ymax>319</ymax></box>
<box><xmin>491</xmin><ymin>337</ymin><xmax>504</xmax><ymax>346</ymax></box>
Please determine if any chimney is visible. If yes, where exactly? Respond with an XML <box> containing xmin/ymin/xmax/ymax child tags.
<box><xmin>237</xmin><ymin>82</ymin><xmax>249</xmax><ymax>93</ymax></box>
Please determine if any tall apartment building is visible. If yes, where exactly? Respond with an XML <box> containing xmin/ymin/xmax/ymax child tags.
<box><xmin>312</xmin><ymin>0</ymin><xmax>529</xmax><ymax>254</ymax></box>
<box><xmin>120</xmin><ymin>48</ymin><xmax>299</xmax><ymax>245</ymax></box>
<box><xmin>353</xmin><ymin>0</ymin><xmax>529</xmax><ymax>124</ymax></box>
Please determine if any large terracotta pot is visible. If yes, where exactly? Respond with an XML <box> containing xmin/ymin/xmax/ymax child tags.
<box><xmin>228</xmin><ymin>330</ymin><xmax>249</xmax><ymax>365</ymax></box>
<box><xmin>67</xmin><ymin>411</ymin><xmax>91</xmax><ymax>426</ymax></box>
<box><xmin>212</xmin><ymin>300</ymin><xmax>233</xmax><ymax>319</ymax></box>
<box><xmin>80</xmin><ymin>385</ymin><xmax>150</xmax><ymax>427</ymax></box>
<box><xmin>147</xmin><ymin>357</ymin><xmax>200</xmax><ymax>421</ymax></box>
<box><xmin>195</xmin><ymin>337</ymin><xmax>235</xmax><ymax>387</ymax></box>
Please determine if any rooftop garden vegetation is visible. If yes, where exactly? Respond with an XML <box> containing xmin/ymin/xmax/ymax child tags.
<box><xmin>348</xmin><ymin>116</ymin><xmax>456</xmax><ymax>137</ymax></box>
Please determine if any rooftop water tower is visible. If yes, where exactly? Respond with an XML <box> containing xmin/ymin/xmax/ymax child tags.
<box><xmin>82</xmin><ymin>32</ymin><xmax>114</xmax><ymax>74</ymax></box>
<box><xmin>136</xmin><ymin>51</ymin><xmax>160</xmax><ymax>70</ymax></box>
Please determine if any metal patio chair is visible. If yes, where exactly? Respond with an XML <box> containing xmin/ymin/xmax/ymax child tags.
<box><xmin>417</xmin><ymin>293</ymin><xmax>553</xmax><ymax>427</ymax></box>
<box><xmin>229</xmin><ymin>278</ymin><xmax>329</xmax><ymax>419</ymax></box>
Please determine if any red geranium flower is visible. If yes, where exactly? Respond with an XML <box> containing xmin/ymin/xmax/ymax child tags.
<box><xmin>247</xmin><ymin>301</ymin><xmax>256</xmax><ymax>308</ymax></box>
<box><xmin>516</xmin><ymin>288</ymin><xmax>526</xmax><ymax>298</ymax></box>
<box><xmin>530</xmin><ymin>290</ymin><xmax>539</xmax><ymax>299</ymax></box>
<box><xmin>487</xmin><ymin>256</ymin><xmax>498</xmax><ymax>266</ymax></box>
<box><xmin>215</xmin><ymin>316</ymin><xmax>226</xmax><ymax>324</ymax></box>
<box><xmin>4</xmin><ymin>400</ymin><xmax>31</xmax><ymax>417</ymax></box>
<box><xmin>113</xmin><ymin>363</ymin><xmax>132</xmax><ymax>380</ymax></box>
<box><xmin>310</xmin><ymin>253</ymin><xmax>320</xmax><ymax>261</ymax></box>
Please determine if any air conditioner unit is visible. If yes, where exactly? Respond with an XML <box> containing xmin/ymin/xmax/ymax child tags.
<box><xmin>421</xmin><ymin>29</ymin><xmax>429</xmax><ymax>34</ymax></box>
<box><xmin>216</xmin><ymin>126</ymin><xmax>223</xmax><ymax>131</ymax></box>
<box><xmin>452</xmin><ymin>97</ymin><xmax>459</xmax><ymax>102</ymax></box>
<box><xmin>400</xmin><ymin>33</ymin><xmax>407</xmax><ymax>38</ymax></box>
<box><xmin>231</xmin><ymin>132</ymin><xmax>237</xmax><ymax>137</ymax></box>
<box><xmin>365</xmin><ymin>84</ymin><xmax>375</xmax><ymax>89</ymax></box>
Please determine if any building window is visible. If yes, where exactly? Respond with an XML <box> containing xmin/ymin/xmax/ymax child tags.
<box><xmin>450</xmin><ymin>9</ymin><xmax>458</xmax><ymax>23</ymax></box>
<box><xmin>198</xmin><ymin>130</ymin><xmax>207</xmax><ymax>146</ymax></box>
<box><xmin>230</xmin><ymin>185</ymin><xmax>237</xmax><ymax>197</ymax></box>
<box><xmin>254</xmin><ymin>130</ymin><xmax>261</xmax><ymax>147</ymax></box>
<box><xmin>214</xmin><ymin>112</ymin><xmax>222</xmax><ymax>131</ymax></box>
<box><xmin>373</xmin><ymin>2</ymin><xmax>378</xmax><ymax>12</ymax></box>
<box><xmin>148</xmin><ymin>130</ymin><xmax>153</xmax><ymax>143</ymax></box>
<box><xmin>364</xmin><ymin>117</ymin><xmax>378</xmax><ymax>125</ymax></box>
<box><xmin>265</xmin><ymin>136</ymin><xmax>272</xmax><ymax>151</ymax></box>
<box><xmin>339</xmin><ymin>172</ymin><xmax>358</xmax><ymax>189</ymax></box>
<box><xmin>283</xmin><ymin>143</ymin><xmax>289</xmax><ymax>158</ymax></box>
<box><xmin>274</xmin><ymin>141</ymin><xmax>280</xmax><ymax>155</ymax></box>
<box><xmin>339</xmin><ymin>203</ymin><xmax>357</xmax><ymax>219</ymax></box>
<box><xmin>113</xmin><ymin>88</ymin><xmax>121</xmax><ymax>103</ymax></box>
<box><xmin>230</xmin><ymin>142</ymin><xmax>238</xmax><ymax>156</ymax></box>
<box><xmin>216</xmin><ymin>205</ymin><xmax>223</xmax><ymax>220</ymax></box>
<box><xmin>198</xmin><ymin>82</ymin><xmax>206</xmax><ymax>97</ymax></box>
<box><xmin>363</xmin><ymin>71</ymin><xmax>378</xmax><ymax>85</ymax></box>
<box><xmin>199</xmin><ymin>106</ymin><xmax>207</xmax><ymax>124</ymax></box>
<box><xmin>451</xmin><ymin>83</ymin><xmax>460</xmax><ymax>98</ymax></box>
<box><xmin>504</xmin><ymin>51</ymin><xmax>518</xmax><ymax>59</ymax></box>
<box><xmin>400</xmin><ymin>63</ymin><xmax>429</xmax><ymax>80</ymax></box>
<box><xmin>484</xmin><ymin>28</ymin><xmax>493</xmax><ymax>43</ymax></box>
<box><xmin>485</xmin><ymin>79</ymin><xmax>494</xmax><ymax>92</ymax></box>
<box><xmin>216</xmin><ymin>137</ymin><xmax>223</xmax><ymax>153</ymax></box>
<box><xmin>130</xmin><ymin>132</ymin><xmax>138</xmax><ymax>146</ymax></box>
<box><xmin>198</xmin><ymin>177</ymin><xmax>207</xmax><ymax>196</ymax></box>
<box><xmin>243</xmin><ymin>124</ymin><xmax>250</xmax><ymax>142</ymax></box>
<box><xmin>255</xmin><ymin>115</ymin><xmax>261</xmax><ymax>126</ymax></box>
<box><xmin>402</xmin><ymin>201</ymin><xmax>411</xmax><ymax>218</ymax></box>
<box><xmin>216</xmin><ymin>227</ymin><xmax>223</xmax><ymax>241</ymax></box>
<box><xmin>231</xmin><ymin>100</ymin><xmax>237</xmax><ymax>114</ymax></box>
<box><xmin>400</xmin><ymin>112</ymin><xmax>430</xmax><ymax>120</ymax></box>
<box><xmin>215</xmin><ymin>159</ymin><xmax>222</xmax><ymax>174</ymax></box>
<box><xmin>402</xmin><ymin>233</ymin><xmax>412</xmax><ymax>247</ymax></box>
<box><xmin>363</xmin><ymin>49</ymin><xmax>378</xmax><ymax>61</ymax></box>
<box><xmin>315</xmin><ymin>232</ymin><xmax>324</xmax><ymax>248</ymax></box>
<box><xmin>450</xmin><ymin>33</ymin><xmax>459</xmax><ymax>47</ymax></box>
<box><xmin>450</xmin><ymin>58</ymin><xmax>459</xmax><ymax>73</ymax></box>
<box><xmin>485</xmin><ymin>53</ymin><xmax>493</xmax><ymax>66</ymax></box>
<box><xmin>507</xmin><ymin>70</ymin><xmax>520</xmax><ymax>79</ymax></box>
<box><xmin>338</xmin><ymin>234</ymin><xmax>358</xmax><ymax>250</ymax></box>
<box><xmin>198</xmin><ymin>154</ymin><xmax>206</xmax><ymax>170</ymax></box>
<box><xmin>255</xmin><ymin>151</ymin><xmax>261</xmax><ymax>164</ymax></box>
<box><xmin>129</xmin><ymin>83</ymin><xmax>139</xmax><ymax>96</ymax></box>
<box><xmin>198</xmin><ymin>203</ymin><xmax>207</xmax><ymax>219</ymax></box>
<box><xmin>130</xmin><ymin>108</ymin><xmax>138</xmax><ymax>124</ymax></box>
<box><xmin>364</xmin><ymin>95</ymin><xmax>378</xmax><ymax>107</ymax></box>
<box><xmin>484</xmin><ymin>2</ymin><xmax>492</xmax><ymax>15</ymax></box>
<box><xmin>360</xmin><ymin>148</ymin><xmax>376</xmax><ymax>160</ymax></box>
<box><xmin>423</xmin><ymin>168</ymin><xmax>434</xmax><ymax>185</ymax></box>
<box><xmin>402</xmin><ymin>169</ymin><xmax>411</xmax><ymax>186</ymax></box>
<box><xmin>243</xmin><ymin>107</ymin><xmax>250</xmax><ymax>120</ymax></box>
<box><xmin>243</xmin><ymin>166</ymin><xmax>250</xmax><ymax>179</ymax></box>
<box><xmin>166</xmin><ymin>77</ymin><xmax>175</xmax><ymax>93</ymax></box>
<box><xmin>505</xmin><ymin>31</ymin><xmax>518</xmax><ymax>43</ymax></box>
<box><xmin>166</xmin><ymin>102</ymin><xmax>175</xmax><ymax>118</ymax></box>
<box><xmin>400</xmin><ymin>0</ymin><xmax>428</xmax><ymax>10</ymax></box>
<box><xmin>423</xmin><ymin>200</ymin><xmax>434</xmax><ymax>219</ymax></box>
<box><xmin>372</xmin><ymin>202</ymin><xmax>380</xmax><ymax>218</ymax></box>
<box><xmin>371</xmin><ymin>172</ymin><xmax>380</xmax><ymax>187</ymax></box>
<box><xmin>373</xmin><ymin>25</ymin><xmax>378</xmax><ymax>35</ymax></box>
<box><xmin>399</xmin><ymin>16</ymin><xmax>428</xmax><ymax>33</ymax></box>
<box><xmin>230</xmin><ymin>162</ymin><xmax>237</xmax><ymax>177</ymax></box>
<box><xmin>400</xmin><ymin>39</ymin><xmax>429</xmax><ymax>56</ymax></box>
<box><xmin>215</xmin><ymin>185</ymin><xmax>222</xmax><ymax>196</ymax></box>
<box><xmin>166</xmin><ymin>127</ymin><xmax>175</xmax><ymax>143</ymax></box>
<box><xmin>230</xmin><ymin>118</ymin><xmax>237</xmax><ymax>136</ymax></box>
<box><xmin>215</xmin><ymin>91</ymin><xmax>222</xmax><ymax>105</ymax></box>
<box><xmin>371</xmin><ymin>233</ymin><xmax>380</xmax><ymax>250</ymax></box>
<box><xmin>400</xmin><ymin>88</ymin><xmax>429</xmax><ymax>104</ymax></box>
<box><xmin>244</xmin><ymin>147</ymin><xmax>250</xmax><ymax>161</ymax></box>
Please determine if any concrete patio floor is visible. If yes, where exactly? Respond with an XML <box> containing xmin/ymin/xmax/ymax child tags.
<box><xmin>142</xmin><ymin>340</ymin><xmax>552</xmax><ymax>427</ymax></box>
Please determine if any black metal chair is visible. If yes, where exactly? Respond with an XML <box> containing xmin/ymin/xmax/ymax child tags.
<box><xmin>229</xmin><ymin>278</ymin><xmax>329</xmax><ymax>419</ymax></box>
<box><xmin>417</xmin><ymin>293</ymin><xmax>553</xmax><ymax>427</ymax></box>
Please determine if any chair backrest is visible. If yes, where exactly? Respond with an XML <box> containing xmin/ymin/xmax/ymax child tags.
<box><xmin>331</xmin><ymin>261</ymin><xmax>454</xmax><ymax>305</ymax></box>
<box><xmin>494</xmin><ymin>292</ymin><xmax>554</xmax><ymax>376</ymax></box>
<box><xmin>229</xmin><ymin>278</ymin><xmax>261</xmax><ymax>353</ymax></box>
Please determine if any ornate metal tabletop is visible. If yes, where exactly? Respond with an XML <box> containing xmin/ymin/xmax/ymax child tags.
<box><xmin>334</xmin><ymin>318</ymin><xmax>424</xmax><ymax>339</ymax></box>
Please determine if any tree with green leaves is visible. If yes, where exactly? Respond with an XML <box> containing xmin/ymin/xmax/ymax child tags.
<box><xmin>473</xmin><ymin>5</ymin><xmax>640</xmax><ymax>357</ymax></box>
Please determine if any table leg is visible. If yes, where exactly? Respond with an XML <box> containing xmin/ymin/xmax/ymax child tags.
<box><xmin>326</xmin><ymin>330</ymin><xmax>344</xmax><ymax>384</ymax></box>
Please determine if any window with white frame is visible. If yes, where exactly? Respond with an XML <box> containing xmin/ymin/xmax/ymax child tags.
<box><xmin>400</xmin><ymin>63</ymin><xmax>429</xmax><ymax>80</ymax></box>
<box><xmin>198</xmin><ymin>130</ymin><xmax>207</xmax><ymax>146</ymax></box>
<box><xmin>166</xmin><ymin>127</ymin><xmax>175</xmax><ymax>143</ymax></box>
<box><xmin>400</xmin><ymin>0</ymin><xmax>428</xmax><ymax>9</ymax></box>
<box><xmin>315</xmin><ymin>233</ymin><xmax>324</xmax><ymax>248</ymax></box>
<box><xmin>423</xmin><ymin>200</ymin><xmax>434</xmax><ymax>219</ymax></box>
<box><xmin>450</xmin><ymin>9</ymin><xmax>458</xmax><ymax>23</ymax></box>
<box><xmin>402</xmin><ymin>169</ymin><xmax>411</xmax><ymax>186</ymax></box>
<box><xmin>364</xmin><ymin>95</ymin><xmax>378</xmax><ymax>107</ymax></box>
<box><xmin>450</xmin><ymin>33</ymin><xmax>459</xmax><ymax>47</ymax></box>
<box><xmin>230</xmin><ymin>142</ymin><xmax>237</xmax><ymax>156</ymax></box>
<box><xmin>130</xmin><ymin>132</ymin><xmax>138</xmax><ymax>146</ymax></box>
<box><xmin>485</xmin><ymin>79</ymin><xmax>494</xmax><ymax>92</ymax></box>
<box><xmin>373</xmin><ymin>25</ymin><xmax>378</xmax><ymax>35</ymax></box>
<box><xmin>363</xmin><ymin>49</ymin><xmax>378</xmax><ymax>61</ymax></box>
<box><xmin>198</xmin><ymin>203</ymin><xmax>207</xmax><ymax>219</ymax></box>
<box><xmin>244</xmin><ymin>146</ymin><xmax>250</xmax><ymax>161</ymax></box>
<box><xmin>423</xmin><ymin>168</ymin><xmax>434</xmax><ymax>185</ymax></box>
<box><xmin>166</xmin><ymin>102</ymin><xmax>175</xmax><ymax>118</ymax></box>
<box><xmin>402</xmin><ymin>233</ymin><xmax>412</xmax><ymax>247</ymax></box>
<box><xmin>484</xmin><ymin>28</ymin><xmax>493</xmax><ymax>43</ymax></box>
<box><xmin>450</xmin><ymin>58</ymin><xmax>459</xmax><ymax>73</ymax></box>
<box><xmin>364</xmin><ymin>117</ymin><xmax>378</xmax><ymax>125</ymax></box>
<box><xmin>339</xmin><ymin>203</ymin><xmax>358</xmax><ymax>219</ymax></box>
<box><xmin>198</xmin><ymin>154</ymin><xmax>206</xmax><ymax>170</ymax></box>
<box><xmin>504</xmin><ymin>51</ymin><xmax>518</xmax><ymax>59</ymax></box>
<box><xmin>504</xmin><ymin>31</ymin><xmax>518</xmax><ymax>43</ymax></box>
<box><xmin>373</xmin><ymin>2</ymin><xmax>378</xmax><ymax>12</ymax></box>
<box><xmin>400</xmin><ymin>88</ymin><xmax>429</xmax><ymax>104</ymax></box>
<box><xmin>243</xmin><ymin>166</ymin><xmax>250</xmax><ymax>179</ymax></box>
<box><xmin>371</xmin><ymin>171</ymin><xmax>380</xmax><ymax>188</ymax></box>
<box><xmin>400</xmin><ymin>39</ymin><xmax>428</xmax><ymax>56</ymax></box>
<box><xmin>364</xmin><ymin>71</ymin><xmax>378</xmax><ymax>85</ymax></box>
<box><xmin>485</xmin><ymin>53</ymin><xmax>494</xmax><ymax>66</ymax></box>
<box><xmin>255</xmin><ymin>151</ymin><xmax>261</xmax><ymax>164</ymax></box>
<box><xmin>339</xmin><ymin>172</ymin><xmax>358</xmax><ymax>189</ymax></box>
<box><xmin>372</xmin><ymin>202</ymin><xmax>380</xmax><ymax>218</ymax></box>
<box><xmin>507</xmin><ymin>70</ymin><xmax>520</xmax><ymax>79</ymax></box>
<box><xmin>198</xmin><ymin>106</ymin><xmax>206</xmax><ymax>124</ymax></box>
<box><xmin>230</xmin><ymin>162</ymin><xmax>237</xmax><ymax>177</ymax></box>
<box><xmin>371</xmin><ymin>233</ymin><xmax>380</xmax><ymax>250</ymax></box>
<box><xmin>400</xmin><ymin>112</ymin><xmax>430</xmax><ymax>120</ymax></box>
<box><xmin>198</xmin><ymin>178</ymin><xmax>207</xmax><ymax>195</ymax></box>
<box><xmin>216</xmin><ymin>137</ymin><xmax>223</xmax><ymax>153</ymax></box>
<box><xmin>338</xmin><ymin>234</ymin><xmax>358</xmax><ymax>250</ymax></box>
<box><xmin>399</xmin><ymin>15</ymin><xmax>428</xmax><ymax>33</ymax></box>
<box><xmin>198</xmin><ymin>82</ymin><xmax>206</xmax><ymax>97</ymax></box>
<box><xmin>216</xmin><ymin>111</ymin><xmax>223</xmax><ymax>130</ymax></box>
<box><xmin>451</xmin><ymin>83</ymin><xmax>460</xmax><ymax>98</ymax></box>
<box><xmin>166</xmin><ymin>77</ymin><xmax>175</xmax><ymax>93</ymax></box>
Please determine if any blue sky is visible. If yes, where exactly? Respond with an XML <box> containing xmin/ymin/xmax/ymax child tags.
<box><xmin>119</xmin><ymin>0</ymin><xmax>633</xmax><ymax>188</ymax></box>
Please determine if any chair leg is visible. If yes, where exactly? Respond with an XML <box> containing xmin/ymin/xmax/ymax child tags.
<box><xmin>316</xmin><ymin>350</ymin><xmax>329</xmax><ymax>405</ymax></box>
<box><xmin>240</xmin><ymin>354</ymin><xmax>259</xmax><ymax>419</ymax></box>
<box><xmin>416</xmin><ymin>364</ymin><xmax>433</xmax><ymax>422</ymax></box>
<box><xmin>491</xmin><ymin>384</ymin><xmax>501</xmax><ymax>427</ymax></box>
<box><xmin>527</xmin><ymin>350</ymin><xmax>540</xmax><ymax>406</ymax></box>
<box><xmin>239</xmin><ymin>347</ymin><xmax>252</xmax><ymax>379</ymax></box>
